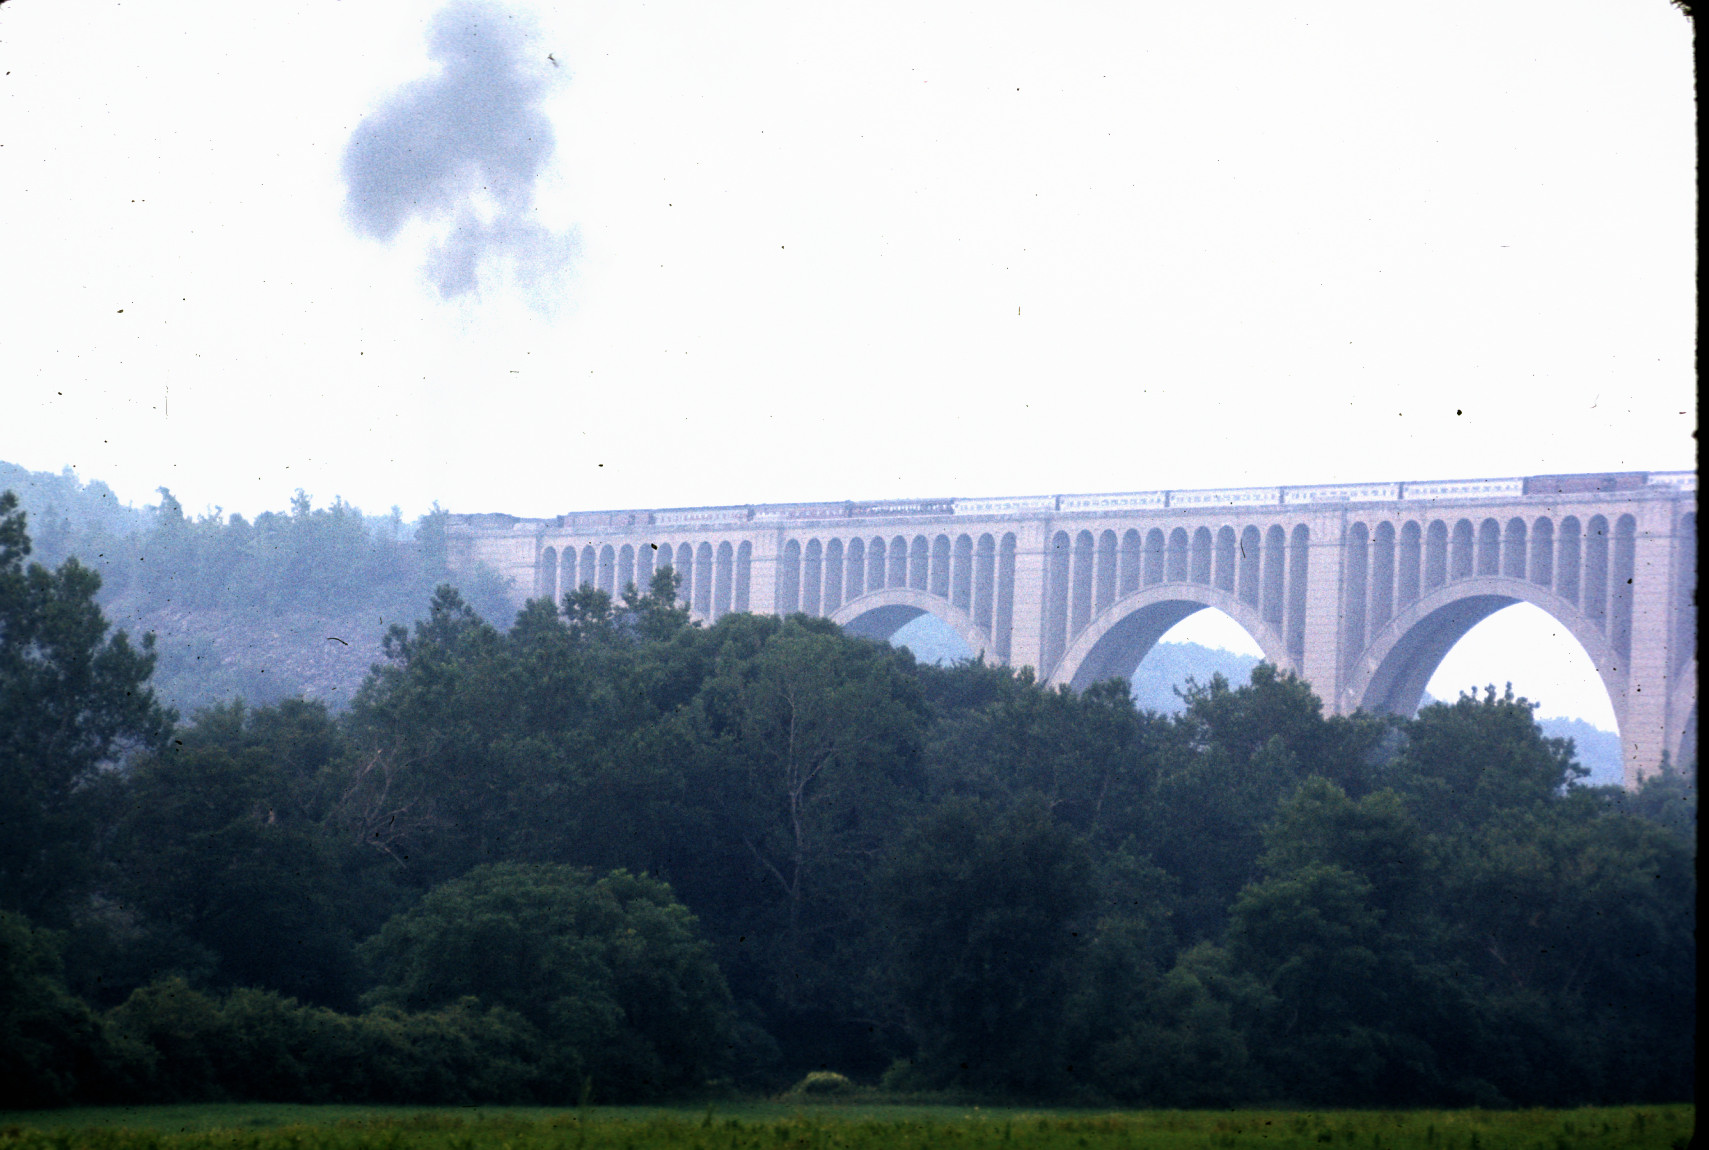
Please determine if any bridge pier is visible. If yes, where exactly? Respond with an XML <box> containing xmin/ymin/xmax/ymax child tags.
<box><xmin>1620</xmin><ymin>498</ymin><xmax>1692</xmax><ymax>782</ymax></box>
<box><xmin>1298</xmin><ymin>509</ymin><xmax>1347</xmax><ymax>709</ymax></box>
<box><xmin>1005</xmin><ymin>525</ymin><xmax>1051</xmax><ymax>678</ymax></box>
<box><xmin>747</xmin><ymin>534</ymin><xmax>780</xmax><ymax>624</ymax></box>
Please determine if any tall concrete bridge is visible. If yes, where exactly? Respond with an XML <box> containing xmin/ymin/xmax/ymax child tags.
<box><xmin>447</xmin><ymin>471</ymin><xmax>1696</xmax><ymax>788</ymax></box>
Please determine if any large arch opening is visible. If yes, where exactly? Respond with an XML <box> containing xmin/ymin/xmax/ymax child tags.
<box><xmin>1422</xmin><ymin>602</ymin><xmax>1618</xmax><ymax>723</ymax></box>
<box><xmin>830</xmin><ymin>587</ymin><xmax>986</xmax><ymax>664</ymax></box>
<box><xmin>1355</xmin><ymin>583</ymin><xmax>1625</xmax><ymax>785</ymax></box>
<box><xmin>1420</xmin><ymin>601</ymin><xmax>1625</xmax><ymax>784</ymax></box>
<box><xmin>1127</xmin><ymin>606</ymin><xmax>1268</xmax><ymax>713</ymax></box>
<box><xmin>889</xmin><ymin>613</ymin><xmax>977</xmax><ymax>665</ymax></box>
<box><xmin>1052</xmin><ymin>585</ymin><xmax>1290</xmax><ymax>693</ymax></box>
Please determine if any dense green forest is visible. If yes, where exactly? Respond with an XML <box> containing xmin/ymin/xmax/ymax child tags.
<box><xmin>1</xmin><ymin>486</ymin><xmax>1696</xmax><ymax>1110</ymax></box>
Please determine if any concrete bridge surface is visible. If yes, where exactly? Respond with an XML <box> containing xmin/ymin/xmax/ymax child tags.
<box><xmin>447</xmin><ymin>471</ymin><xmax>1697</xmax><ymax>788</ymax></box>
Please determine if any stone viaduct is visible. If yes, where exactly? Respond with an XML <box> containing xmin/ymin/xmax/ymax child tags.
<box><xmin>446</xmin><ymin>471</ymin><xmax>1697</xmax><ymax>788</ymax></box>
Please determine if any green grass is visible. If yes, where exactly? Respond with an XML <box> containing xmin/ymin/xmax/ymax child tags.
<box><xmin>0</xmin><ymin>1104</ymin><xmax>1694</xmax><ymax>1148</ymax></box>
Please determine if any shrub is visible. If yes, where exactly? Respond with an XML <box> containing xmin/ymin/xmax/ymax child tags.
<box><xmin>99</xmin><ymin>978</ymin><xmax>546</xmax><ymax>1104</ymax></box>
<box><xmin>790</xmin><ymin>1071</ymin><xmax>855</xmax><ymax>1097</ymax></box>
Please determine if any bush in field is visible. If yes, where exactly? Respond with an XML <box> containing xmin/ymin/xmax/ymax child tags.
<box><xmin>786</xmin><ymin>1071</ymin><xmax>855</xmax><ymax>1097</ymax></box>
<box><xmin>100</xmin><ymin>978</ymin><xmax>543</xmax><ymax>1103</ymax></box>
<box><xmin>361</xmin><ymin>863</ymin><xmax>737</xmax><ymax>1101</ymax></box>
<box><xmin>353</xmin><ymin>999</ymin><xmax>542</xmax><ymax>1103</ymax></box>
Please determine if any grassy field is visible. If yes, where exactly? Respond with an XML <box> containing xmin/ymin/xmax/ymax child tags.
<box><xmin>0</xmin><ymin>1104</ymin><xmax>1694</xmax><ymax>1149</ymax></box>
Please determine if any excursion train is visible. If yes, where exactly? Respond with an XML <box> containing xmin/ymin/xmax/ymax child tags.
<box><xmin>456</xmin><ymin>471</ymin><xmax>1693</xmax><ymax>532</ymax></box>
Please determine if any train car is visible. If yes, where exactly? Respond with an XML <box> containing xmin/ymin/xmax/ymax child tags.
<box><xmin>1399</xmin><ymin>478</ymin><xmax>1525</xmax><ymax>502</ymax></box>
<box><xmin>1281</xmin><ymin>482</ymin><xmax>1403</xmax><ymax>505</ymax></box>
<box><xmin>1522</xmin><ymin>472</ymin><xmax>1648</xmax><ymax>496</ymax></box>
<box><xmin>1165</xmin><ymin>487</ymin><xmax>1280</xmax><ymax>509</ymax></box>
<box><xmin>857</xmin><ymin>499</ymin><xmax>957</xmax><ymax>518</ymax></box>
<box><xmin>953</xmin><ymin>495</ymin><xmax>1057</xmax><ymax>515</ymax></box>
<box><xmin>751</xmin><ymin>502</ymin><xmax>852</xmax><ymax>522</ymax></box>
<box><xmin>1059</xmin><ymin>490</ymin><xmax>1169</xmax><ymax>513</ymax></box>
<box><xmin>449</xmin><ymin>512</ymin><xmax>522</xmax><ymax>528</ymax></box>
<box><xmin>651</xmin><ymin>506</ymin><xmax>753</xmax><ymax>528</ymax></box>
<box><xmin>1645</xmin><ymin>471</ymin><xmax>1698</xmax><ymax>491</ymax></box>
<box><xmin>564</xmin><ymin>509</ymin><xmax>648</xmax><ymax>530</ymax></box>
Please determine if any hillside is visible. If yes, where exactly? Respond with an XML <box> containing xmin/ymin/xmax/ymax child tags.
<box><xmin>1</xmin><ymin>462</ymin><xmax>514</xmax><ymax>716</ymax></box>
<box><xmin>1533</xmin><ymin>715</ymin><xmax>1624</xmax><ymax>787</ymax></box>
<box><xmin>105</xmin><ymin>602</ymin><xmax>408</xmax><ymax>712</ymax></box>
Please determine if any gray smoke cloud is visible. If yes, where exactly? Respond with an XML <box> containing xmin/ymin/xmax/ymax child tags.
<box><xmin>343</xmin><ymin>1</ymin><xmax>573</xmax><ymax>298</ymax></box>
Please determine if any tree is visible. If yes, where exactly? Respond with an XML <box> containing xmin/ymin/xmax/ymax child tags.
<box><xmin>1227</xmin><ymin>780</ymin><xmax>1479</xmax><ymax>1105</ymax></box>
<box><xmin>1438</xmin><ymin>803</ymin><xmax>1696</xmax><ymax>1103</ymax></box>
<box><xmin>671</xmin><ymin>616</ymin><xmax>928</xmax><ymax>1074</ymax></box>
<box><xmin>1259</xmin><ymin>778</ymin><xmax>1431</xmax><ymax>923</ymax></box>
<box><xmin>880</xmin><ymin>800</ymin><xmax>1095</xmax><ymax>1095</ymax></box>
<box><xmin>108</xmin><ymin>709</ymin><xmax>361</xmax><ymax>1009</ymax></box>
<box><xmin>0</xmin><ymin>491</ymin><xmax>173</xmax><ymax>924</ymax></box>
<box><xmin>1145</xmin><ymin>666</ymin><xmax>1390</xmax><ymax>944</ymax></box>
<box><xmin>360</xmin><ymin>863</ymin><xmax>736</xmax><ymax>1101</ymax></box>
<box><xmin>0</xmin><ymin>909</ymin><xmax>104</xmax><ymax>1108</ymax></box>
<box><xmin>1177</xmin><ymin>664</ymin><xmax>1392</xmax><ymax>799</ymax></box>
<box><xmin>1601</xmin><ymin>754</ymin><xmax>1696</xmax><ymax>846</ymax></box>
<box><xmin>1073</xmin><ymin>939</ymin><xmax>1265</xmax><ymax>1107</ymax></box>
<box><xmin>344</xmin><ymin>586</ymin><xmax>521</xmax><ymax>884</ymax></box>
<box><xmin>1395</xmin><ymin>685</ymin><xmax>1584</xmax><ymax>834</ymax></box>
<box><xmin>620</xmin><ymin>564</ymin><xmax>693</xmax><ymax>644</ymax></box>
<box><xmin>1226</xmin><ymin>862</ymin><xmax>1397</xmax><ymax>1102</ymax></box>
<box><xmin>921</xmin><ymin>670</ymin><xmax>1165</xmax><ymax>847</ymax></box>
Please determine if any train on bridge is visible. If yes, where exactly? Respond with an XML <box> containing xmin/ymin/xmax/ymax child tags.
<box><xmin>458</xmin><ymin>470</ymin><xmax>1695</xmax><ymax>532</ymax></box>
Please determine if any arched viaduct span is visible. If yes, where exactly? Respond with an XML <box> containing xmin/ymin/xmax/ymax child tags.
<box><xmin>447</xmin><ymin>471</ymin><xmax>1696</xmax><ymax>788</ymax></box>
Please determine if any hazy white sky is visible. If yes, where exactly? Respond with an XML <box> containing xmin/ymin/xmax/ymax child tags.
<box><xmin>1</xmin><ymin>0</ymin><xmax>1692</xmax><ymax>728</ymax></box>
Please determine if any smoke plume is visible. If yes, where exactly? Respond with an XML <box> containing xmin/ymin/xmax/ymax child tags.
<box><xmin>343</xmin><ymin>1</ymin><xmax>572</xmax><ymax>297</ymax></box>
